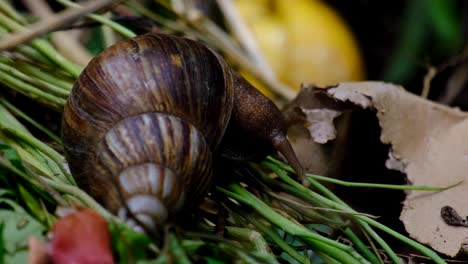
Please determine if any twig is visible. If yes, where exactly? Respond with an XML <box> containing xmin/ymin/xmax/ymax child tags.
<box><xmin>0</xmin><ymin>0</ymin><xmax>122</xmax><ymax>51</ymax></box>
<box><xmin>215</xmin><ymin>0</ymin><xmax>276</xmax><ymax>79</ymax></box>
<box><xmin>102</xmin><ymin>12</ymin><xmax>118</xmax><ymax>48</ymax></box>
<box><xmin>440</xmin><ymin>62</ymin><xmax>468</xmax><ymax>104</ymax></box>
<box><xmin>125</xmin><ymin>0</ymin><xmax>188</xmax><ymax>34</ymax></box>
<box><xmin>421</xmin><ymin>65</ymin><xmax>436</xmax><ymax>99</ymax></box>
<box><xmin>427</xmin><ymin>44</ymin><xmax>468</xmax><ymax>104</ymax></box>
<box><xmin>56</xmin><ymin>0</ymin><xmax>135</xmax><ymax>38</ymax></box>
<box><xmin>21</xmin><ymin>0</ymin><xmax>93</xmax><ymax>66</ymax></box>
<box><xmin>185</xmin><ymin>9</ymin><xmax>295</xmax><ymax>100</ymax></box>
<box><xmin>267</xmin><ymin>190</ymin><xmax>378</xmax><ymax>219</ymax></box>
<box><xmin>0</xmin><ymin>1</ymin><xmax>27</xmax><ymax>25</ymax></box>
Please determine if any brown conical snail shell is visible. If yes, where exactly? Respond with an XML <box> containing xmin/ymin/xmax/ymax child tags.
<box><xmin>62</xmin><ymin>33</ymin><xmax>304</xmax><ymax>230</ymax></box>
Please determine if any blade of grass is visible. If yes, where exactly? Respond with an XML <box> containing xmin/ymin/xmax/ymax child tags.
<box><xmin>15</xmin><ymin>61</ymin><xmax>74</xmax><ymax>90</ymax></box>
<box><xmin>126</xmin><ymin>0</ymin><xmax>188</xmax><ymax>33</ymax></box>
<box><xmin>236</xmin><ymin>165</ymin><xmax>381</xmax><ymax>263</ymax></box>
<box><xmin>0</xmin><ymin>155</ymin><xmax>48</xmax><ymax>199</ymax></box>
<box><xmin>167</xmin><ymin>232</ymin><xmax>191</xmax><ymax>264</ymax></box>
<box><xmin>218</xmin><ymin>184</ymin><xmax>348</xmax><ymax>252</ymax></box>
<box><xmin>267</xmin><ymin>157</ymin><xmax>458</xmax><ymax>192</ymax></box>
<box><xmin>234</xmin><ymin>208</ymin><xmax>311</xmax><ymax>264</ymax></box>
<box><xmin>39</xmin><ymin>176</ymin><xmax>115</xmax><ymax>221</ymax></box>
<box><xmin>5</xmin><ymin>141</ymin><xmax>55</xmax><ymax>178</ymax></box>
<box><xmin>0</xmin><ymin>99</ymin><xmax>62</xmax><ymax>144</ymax></box>
<box><xmin>218</xmin><ymin>184</ymin><xmax>368</xmax><ymax>264</ymax></box>
<box><xmin>0</xmin><ymin>60</ymin><xmax>69</xmax><ymax>98</ymax></box>
<box><xmin>343</xmin><ymin>229</ymin><xmax>381</xmax><ymax>264</ymax></box>
<box><xmin>262</xmin><ymin>159</ymin><xmax>447</xmax><ymax>264</ymax></box>
<box><xmin>0</xmin><ymin>152</ymin><xmax>115</xmax><ymax>222</ymax></box>
<box><xmin>0</xmin><ymin>1</ymin><xmax>27</xmax><ymax>25</ymax></box>
<box><xmin>56</xmin><ymin>0</ymin><xmax>136</xmax><ymax>39</ymax></box>
<box><xmin>0</xmin><ymin>0</ymin><xmax>132</xmax><ymax>51</ymax></box>
<box><xmin>357</xmin><ymin>225</ymin><xmax>385</xmax><ymax>264</ymax></box>
<box><xmin>246</xmin><ymin>164</ymin><xmax>381</xmax><ymax>264</ymax></box>
<box><xmin>14</xmin><ymin>45</ymin><xmax>52</xmax><ymax>64</ymax></box>
<box><xmin>0</xmin><ymin>68</ymin><xmax>65</xmax><ymax>110</ymax></box>
<box><xmin>0</xmin><ymin>12</ymin><xmax>82</xmax><ymax>78</ymax></box>
<box><xmin>261</xmin><ymin>161</ymin><xmax>403</xmax><ymax>264</ymax></box>
<box><xmin>2</xmin><ymin>127</ymin><xmax>74</xmax><ymax>185</ymax></box>
<box><xmin>225</xmin><ymin>226</ymin><xmax>270</xmax><ymax>254</ymax></box>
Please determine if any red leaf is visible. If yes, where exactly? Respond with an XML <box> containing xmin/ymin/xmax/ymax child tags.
<box><xmin>49</xmin><ymin>208</ymin><xmax>114</xmax><ymax>264</ymax></box>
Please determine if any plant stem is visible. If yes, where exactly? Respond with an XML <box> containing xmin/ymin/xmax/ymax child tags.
<box><xmin>262</xmin><ymin>160</ymin><xmax>447</xmax><ymax>264</ymax></box>
<box><xmin>267</xmin><ymin>157</ymin><xmax>456</xmax><ymax>192</ymax></box>
<box><xmin>221</xmin><ymin>184</ymin><xmax>349</xmax><ymax>251</ymax></box>
<box><xmin>126</xmin><ymin>0</ymin><xmax>187</xmax><ymax>33</ymax></box>
<box><xmin>306</xmin><ymin>239</ymin><xmax>363</xmax><ymax>264</ymax></box>
<box><xmin>226</xmin><ymin>226</ymin><xmax>270</xmax><ymax>254</ymax></box>
<box><xmin>241</xmin><ymin>213</ymin><xmax>311</xmax><ymax>264</ymax></box>
<box><xmin>56</xmin><ymin>0</ymin><xmax>136</xmax><ymax>39</ymax></box>
<box><xmin>40</xmin><ymin>176</ymin><xmax>115</xmax><ymax>221</ymax></box>
<box><xmin>218</xmin><ymin>183</ymin><xmax>369</xmax><ymax>264</ymax></box>
<box><xmin>179</xmin><ymin>7</ymin><xmax>295</xmax><ymax>100</ymax></box>
<box><xmin>167</xmin><ymin>232</ymin><xmax>191</xmax><ymax>264</ymax></box>
<box><xmin>0</xmin><ymin>60</ymin><xmax>69</xmax><ymax>98</ymax></box>
<box><xmin>2</xmin><ymin>127</ymin><xmax>74</xmax><ymax>185</ymax></box>
<box><xmin>0</xmin><ymin>12</ymin><xmax>83</xmax><ymax>78</ymax></box>
<box><xmin>0</xmin><ymin>148</ymin><xmax>68</xmax><ymax>209</ymax></box>
<box><xmin>343</xmin><ymin>229</ymin><xmax>381</xmax><ymax>264</ymax></box>
<box><xmin>0</xmin><ymin>0</ymin><xmax>132</xmax><ymax>50</ymax></box>
<box><xmin>22</xmin><ymin>0</ymin><xmax>93</xmax><ymax>66</ymax></box>
<box><xmin>15</xmin><ymin>61</ymin><xmax>73</xmax><ymax>90</ymax></box>
<box><xmin>256</xmin><ymin>168</ymin><xmax>381</xmax><ymax>263</ymax></box>
<box><xmin>361</xmin><ymin>221</ymin><xmax>400</xmax><ymax>263</ymax></box>
<box><xmin>0</xmin><ymin>1</ymin><xmax>27</xmax><ymax>25</ymax></box>
<box><xmin>215</xmin><ymin>0</ymin><xmax>276</xmax><ymax>79</ymax></box>
<box><xmin>0</xmin><ymin>67</ymin><xmax>65</xmax><ymax>109</ymax></box>
<box><xmin>0</xmin><ymin>99</ymin><xmax>62</xmax><ymax>144</ymax></box>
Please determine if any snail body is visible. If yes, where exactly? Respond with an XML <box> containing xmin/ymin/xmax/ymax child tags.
<box><xmin>62</xmin><ymin>33</ymin><xmax>303</xmax><ymax>230</ymax></box>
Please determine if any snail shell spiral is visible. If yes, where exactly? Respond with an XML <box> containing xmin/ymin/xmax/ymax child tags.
<box><xmin>62</xmin><ymin>33</ymin><xmax>234</xmax><ymax>229</ymax></box>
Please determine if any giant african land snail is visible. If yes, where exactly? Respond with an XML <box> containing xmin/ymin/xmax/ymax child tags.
<box><xmin>62</xmin><ymin>33</ymin><xmax>304</xmax><ymax>230</ymax></box>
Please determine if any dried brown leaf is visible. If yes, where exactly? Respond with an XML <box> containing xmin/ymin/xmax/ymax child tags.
<box><xmin>283</xmin><ymin>85</ymin><xmax>350</xmax><ymax>179</ymax></box>
<box><xmin>301</xmin><ymin>108</ymin><xmax>342</xmax><ymax>144</ymax></box>
<box><xmin>323</xmin><ymin>81</ymin><xmax>468</xmax><ymax>257</ymax></box>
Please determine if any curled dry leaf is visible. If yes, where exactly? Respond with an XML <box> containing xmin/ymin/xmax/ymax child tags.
<box><xmin>321</xmin><ymin>81</ymin><xmax>468</xmax><ymax>257</ymax></box>
<box><xmin>283</xmin><ymin>84</ymin><xmax>350</xmax><ymax>179</ymax></box>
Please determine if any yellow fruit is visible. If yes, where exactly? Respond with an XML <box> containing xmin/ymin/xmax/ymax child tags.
<box><xmin>234</xmin><ymin>0</ymin><xmax>365</xmax><ymax>92</ymax></box>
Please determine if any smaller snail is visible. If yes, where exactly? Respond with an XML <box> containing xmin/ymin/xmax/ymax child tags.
<box><xmin>62</xmin><ymin>33</ymin><xmax>305</xmax><ymax>230</ymax></box>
